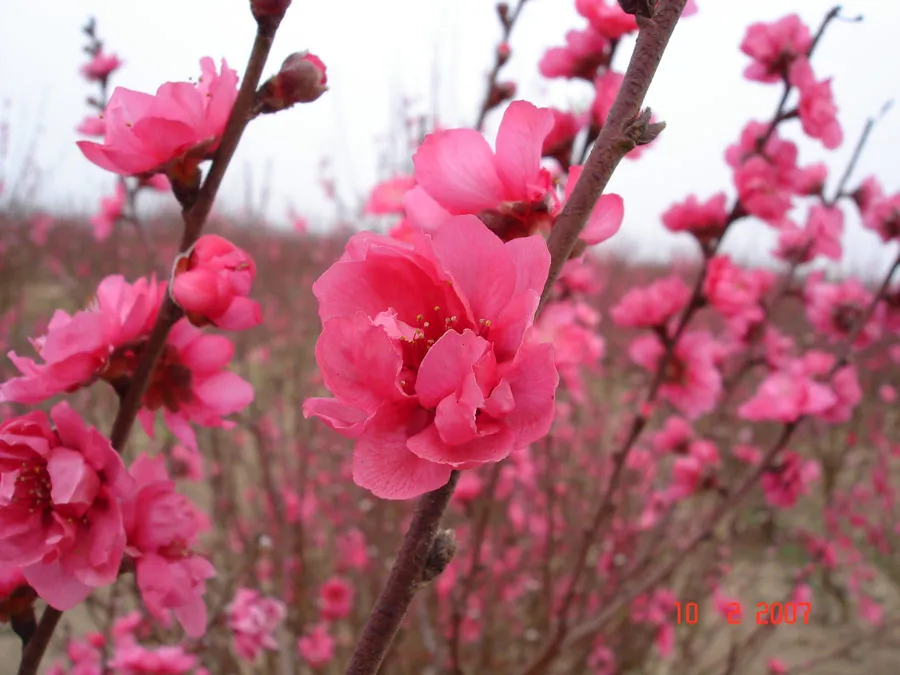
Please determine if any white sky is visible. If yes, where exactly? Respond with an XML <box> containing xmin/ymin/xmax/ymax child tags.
<box><xmin>0</xmin><ymin>0</ymin><xmax>898</xmax><ymax>274</ymax></box>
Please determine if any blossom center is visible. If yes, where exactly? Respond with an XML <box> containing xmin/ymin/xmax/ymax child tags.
<box><xmin>832</xmin><ymin>303</ymin><xmax>863</xmax><ymax>335</ymax></box>
<box><xmin>144</xmin><ymin>346</ymin><xmax>194</xmax><ymax>413</ymax></box>
<box><xmin>664</xmin><ymin>357</ymin><xmax>687</xmax><ymax>385</ymax></box>
<box><xmin>12</xmin><ymin>460</ymin><xmax>52</xmax><ymax>512</ymax></box>
<box><xmin>478</xmin><ymin>197</ymin><xmax>556</xmax><ymax>241</ymax></box>
<box><xmin>396</xmin><ymin>308</ymin><xmax>494</xmax><ymax>394</ymax></box>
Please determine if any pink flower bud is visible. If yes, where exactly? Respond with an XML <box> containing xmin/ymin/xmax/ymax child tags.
<box><xmin>170</xmin><ymin>235</ymin><xmax>262</xmax><ymax>331</ymax></box>
<box><xmin>497</xmin><ymin>42</ymin><xmax>511</xmax><ymax>65</ymax></box>
<box><xmin>257</xmin><ymin>52</ymin><xmax>328</xmax><ymax>113</ymax></box>
<box><xmin>251</xmin><ymin>0</ymin><xmax>292</xmax><ymax>18</ymax></box>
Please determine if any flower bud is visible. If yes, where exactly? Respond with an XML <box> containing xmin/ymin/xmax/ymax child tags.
<box><xmin>496</xmin><ymin>2</ymin><xmax>510</xmax><ymax>25</ymax></box>
<box><xmin>257</xmin><ymin>52</ymin><xmax>328</xmax><ymax>113</ymax></box>
<box><xmin>497</xmin><ymin>42</ymin><xmax>511</xmax><ymax>66</ymax></box>
<box><xmin>170</xmin><ymin>234</ymin><xmax>262</xmax><ymax>331</ymax></box>
<box><xmin>251</xmin><ymin>0</ymin><xmax>292</xmax><ymax>20</ymax></box>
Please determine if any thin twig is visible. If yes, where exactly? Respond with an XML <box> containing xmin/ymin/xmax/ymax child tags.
<box><xmin>538</xmin><ymin>0</ymin><xmax>689</xmax><ymax>313</ymax></box>
<box><xmin>475</xmin><ymin>0</ymin><xmax>530</xmax><ymax>131</ymax></box>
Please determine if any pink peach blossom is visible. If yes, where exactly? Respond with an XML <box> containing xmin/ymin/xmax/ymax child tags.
<box><xmin>364</xmin><ymin>175</ymin><xmax>416</xmax><ymax>215</ymax></box>
<box><xmin>77</xmin><ymin>115</ymin><xmax>106</xmax><ymax>137</ymax></box>
<box><xmin>109</xmin><ymin>642</ymin><xmax>199</xmax><ymax>674</ymax></box>
<box><xmin>90</xmin><ymin>180</ymin><xmax>126</xmax><ymax>242</ymax></box>
<box><xmin>335</xmin><ymin>529</ymin><xmax>370</xmax><ymax>572</ymax></box>
<box><xmin>862</xmin><ymin>192</ymin><xmax>900</xmax><ymax>243</ymax></box>
<box><xmin>539</xmin><ymin>29</ymin><xmax>610</xmax><ymax>81</ymax></box>
<box><xmin>318</xmin><ymin>576</ymin><xmax>354</xmax><ymax>620</ymax></box>
<box><xmin>0</xmin><ymin>403</ymin><xmax>132</xmax><ymax>609</ymax></box>
<box><xmin>81</xmin><ymin>51</ymin><xmax>123</xmax><ymax>82</ymax></box>
<box><xmin>77</xmin><ymin>57</ymin><xmax>238</xmax><ymax>177</ymax></box>
<box><xmin>406</xmin><ymin>100</ymin><xmax>623</xmax><ymax>245</ymax></box>
<box><xmin>703</xmin><ymin>254</ymin><xmax>774</xmax><ymax>335</ymax></box>
<box><xmin>303</xmin><ymin>215</ymin><xmax>558</xmax><ymax>499</ymax></box>
<box><xmin>805</xmin><ymin>275</ymin><xmax>881</xmax><ymax>348</ymax></box>
<box><xmin>0</xmin><ymin>274</ymin><xmax>165</xmax><ymax>404</ymax></box>
<box><xmin>661</xmin><ymin>193</ymin><xmax>729</xmax><ymax>243</ymax></box>
<box><xmin>774</xmin><ymin>204</ymin><xmax>843</xmax><ymax>263</ymax></box>
<box><xmin>226</xmin><ymin>587</ymin><xmax>286</xmax><ymax>660</ymax></box>
<box><xmin>591</xmin><ymin>70</ymin><xmax>624</xmax><ymax>128</ymax></box>
<box><xmin>542</xmin><ymin>108</ymin><xmax>587</xmax><ymax>166</ymax></box>
<box><xmin>122</xmin><ymin>454</ymin><xmax>215</xmax><ymax>638</ymax></box>
<box><xmin>789</xmin><ymin>57</ymin><xmax>843</xmax><ymax>150</ymax></box>
<box><xmin>534</xmin><ymin>300</ymin><xmax>604</xmax><ymax>403</ymax></box>
<box><xmin>297</xmin><ymin>623</ymin><xmax>335</xmax><ymax>669</ymax></box>
<box><xmin>767</xmin><ymin>657</ymin><xmax>788</xmax><ymax>674</ymax></box>
<box><xmin>135</xmin><ymin>319</ymin><xmax>255</xmax><ymax>449</ymax></box>
<box><xmin>740</xmin><ymin>14</ymin><xmax>812</xmax><ymax>83</ymax></box>
<box><xmin>576</xmin><ymin>0</ymin><xmax>638</xmax><ymax>39</ymax></box>
<box><xmin>610</xmin><ymin>276</ymin><xmax>691</xmax><ymax>329</ymax></box>
<box><xmin>171</xmin><ymin>234</ymin><xmax>261</xmax><ymax>331</ymax></box>
<box><xmin>629</xmin><ymin>331</ymin><xmax>722</xmax><ymax>419</ymax></box>
<box><xmin>726</xmin><ymin>121</ymin><xmax>816</xmax><ymax>224</ymax></box>
<box><xmin>738</xmin><ymin>356</ymin><xmax>838</xmax><ymax>423</ymax></box>
<box><xmin>761</xmin><ymin>451</ymin><xmax>819</xmax><ymax>508</ymax></box>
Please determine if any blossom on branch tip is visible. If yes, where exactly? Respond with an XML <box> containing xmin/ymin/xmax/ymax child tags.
<box><xmin>257</xmin><ymin>52</ymin><xmax>328</xmax><ymax>113</ymax></box>
<box><xmin>740</xmin><ymin>14</ymin><xmax>812</xmax><ymax>83</ymax></box>
<box><xmin>77</xmin><ymin>57</ymin><xmax>238</xmax><ymax>179</ymax></box>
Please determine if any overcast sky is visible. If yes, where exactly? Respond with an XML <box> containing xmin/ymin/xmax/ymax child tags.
<box><xmin>0</xmin><ymin>0</ymin><xmax>898</xmax><ymax>274</ymax></box>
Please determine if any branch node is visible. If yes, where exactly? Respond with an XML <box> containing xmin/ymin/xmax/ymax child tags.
<box><xmin>421</xmin><ymin>529</ymin><xmax>458</xmax><ymax>585</ymax></box>
<box><xmin>626</xmin><ymin>107</ymin><xmax>665</xmax><ymax>146</ymax></box>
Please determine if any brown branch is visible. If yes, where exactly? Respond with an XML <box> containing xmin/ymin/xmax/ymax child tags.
<box><xmin>516</xmin><ymin>3</ymin><xmax>690</xmax><ymax>673</ymax></box>
<box><xmin>538</xmin><ymin>0</ymin><xmax>688</xmax><ymax>313</ymax></box>
<box><xmin>344</xmin><ymin>471</ymin><xmax>460</xmax><ymax>675</ymax></box>
<box><xmin>109</xmin><ymin>17</ymin><xmax>282</xmax><ymax>454</ymax></box>
<box><xmin>15</xmin><ymin>605</ymin><xmax>62</xmax><ymax>675</ymax></box>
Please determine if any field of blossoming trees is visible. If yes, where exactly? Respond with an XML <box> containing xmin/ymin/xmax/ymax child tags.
<box><xmin>1</xmin><ymin>0</ymin><xmax>899</xmax><ymax>673</ymax></box>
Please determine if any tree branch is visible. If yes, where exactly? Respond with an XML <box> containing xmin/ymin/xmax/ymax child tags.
<box><xmin>539</xmin><ymin>0</ymin><xmax>689</xmax><ymax>313</ymax></box>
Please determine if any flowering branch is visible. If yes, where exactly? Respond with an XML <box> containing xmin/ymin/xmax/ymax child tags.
<box><xmin>563</xmin><ymin>250</ymin><xmax>900</xmax><ymax>652</ymax></box>
<box><xmin>14</xmin><ymin>8</ymin><xmax>288</xmax><ymax>675</ymax></box>
<box><xmin>539</xmin><ymin>0</ymin><xmax>689</xmax><ymax>312</ymax></box>
<box><xmin>109</xmin><ymin>12</ymin><xmax>284</xmax><ymax>453</ymax></box>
